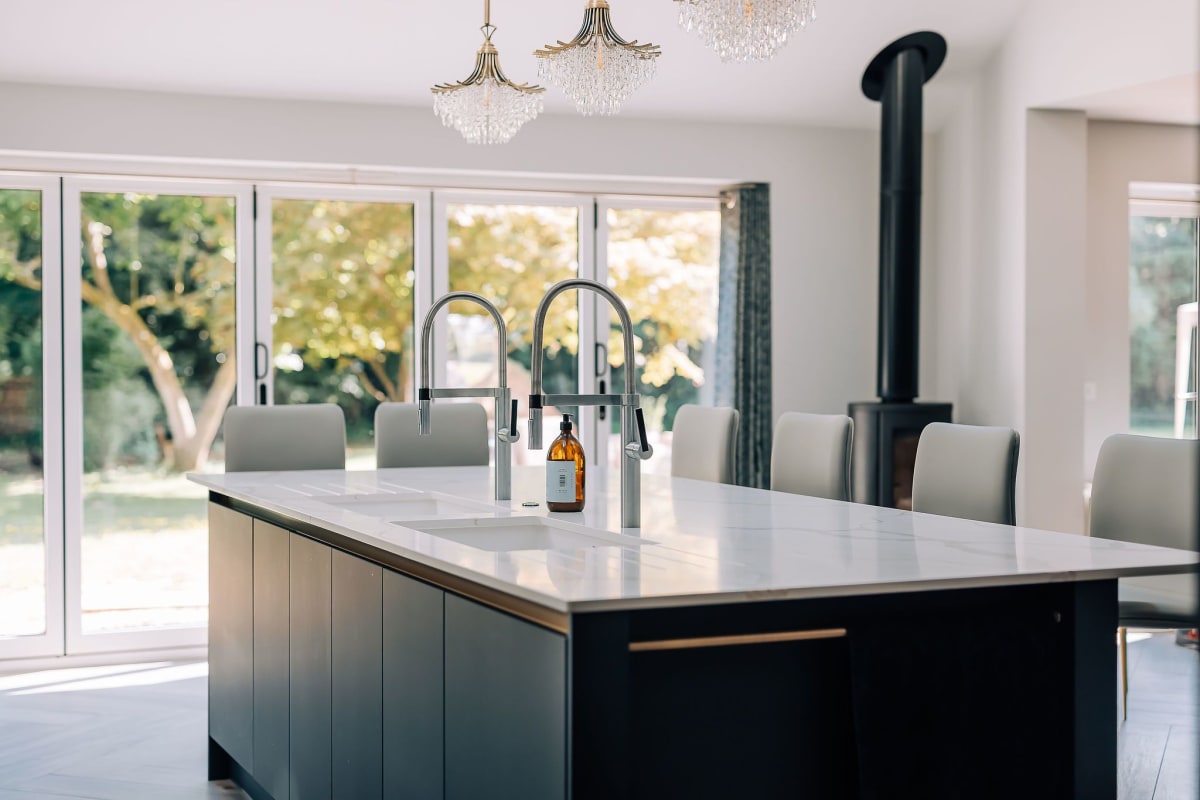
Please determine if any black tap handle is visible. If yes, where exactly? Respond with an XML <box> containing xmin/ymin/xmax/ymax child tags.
<box><xmin>510</xmin><ymin>398</ymin><xmax>519</xmax><ymax>431</ymax></box>
<box><xmin>635</xmin><ymin>407</ymin><xmax>650</xmax><ymax>453</ymax></box>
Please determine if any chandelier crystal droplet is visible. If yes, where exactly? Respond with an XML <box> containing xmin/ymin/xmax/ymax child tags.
<box><xmin>431</xmin><ymin>1</ymin><xmax>544</xmax><ymax>145</ymax></box>
<box><xmin>676</xmin><ymin>0</ymin><xmax>817</xmax><ymax>63</ymax></box>
<box><xmin>535</xmin><ymin>0</ymin><xmax>661</xmax><ymax>116</ymax></box>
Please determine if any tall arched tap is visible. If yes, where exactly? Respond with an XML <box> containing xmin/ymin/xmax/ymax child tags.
<box><xmin>418</xmin><ymin>291</ymin><xmax>519</xmax><ymax>501</ymax></box>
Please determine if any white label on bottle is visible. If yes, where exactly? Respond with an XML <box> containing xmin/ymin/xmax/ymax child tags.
<box><xmin>546</xmin><ymin>461</ymin><xmax>576</xmax><ymax>503</ymax></box>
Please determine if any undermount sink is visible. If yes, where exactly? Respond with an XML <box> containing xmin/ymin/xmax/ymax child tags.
<box><xmin>317</xmin><ymin>493</ymin><xmax>500</xmax><ymax>521</ymax></box>
<box><xmin>408</xmin><ymin>516</ymin><xmax>652</xmax><ymax>553</ymax></box>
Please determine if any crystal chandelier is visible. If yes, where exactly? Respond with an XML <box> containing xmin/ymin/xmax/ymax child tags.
<box><xmin>534</xmin><ymin>0</ymin><xmax>661</xmax><ymax>116</ymax></box>
<box><xmin>431</xmin><ymin>0</ymin><xmax>545</xmax><ymax>145</ymax></box>
<box><xmin>676</xmin><ymin>0</ymin><xmax>817</xmax><ymax>63</ymax></box>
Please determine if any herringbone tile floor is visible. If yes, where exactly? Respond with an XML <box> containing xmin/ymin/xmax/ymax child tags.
<box><xmin>0</xmin><ymin>662</ymin><xmax>245</xmax><ymax>799</ymax></box>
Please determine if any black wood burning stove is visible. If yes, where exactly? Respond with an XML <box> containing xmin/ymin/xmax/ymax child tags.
<box><xmin>849</xmin><ymin>32</ymin><xmax>951</xmax><ymax>509</ymax></box>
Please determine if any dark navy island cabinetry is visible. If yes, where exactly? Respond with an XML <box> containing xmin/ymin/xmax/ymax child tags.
<box><xmin>207</xmin><ymin>502</ymin><xmax>568</xmax><ymax>800</ymax></box>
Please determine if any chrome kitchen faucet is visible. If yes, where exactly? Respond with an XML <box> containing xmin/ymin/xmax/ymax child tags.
<box><xmin>528</xmin><ymin>279</ymin><xmax>652</xmax><ymax>528</ymax></box>
<box><xmin>418</xmin><ymin>292</ymin><xmax>520</xmax><ymax>502</ymax></box>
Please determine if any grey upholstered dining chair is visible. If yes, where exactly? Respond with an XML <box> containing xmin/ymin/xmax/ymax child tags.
<box><xmin>222</xmin><ymin>404</ymin><xmax>347</xmax><ymax>472</ymax></box>
<box><xmin>910</xmin><ymin>422</ymin><xmax>1020</xmax><ymax>525</ymax></box>
<box><xmin>770</xmin><ymin>412</ymin><xmax>854</xmax><ymax>502</ymax></box>
<box><xmin>670</xmin><ymin>404</ymin><xmax>740</xmax><ymax>484</ymax></box>
<box><xmin>1090</xmin><ymin>433</ymin><xmax>1199</xmax><ymax>720</ymax></box>
<box><xmin>375</xmin><ymin>402</ymin><xmax>489</xmax><ymax>468</ymax></box>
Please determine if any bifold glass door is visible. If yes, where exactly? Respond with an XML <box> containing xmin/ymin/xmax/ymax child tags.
<box><xmin>434</xmin><ymin>193</ymin><xmax>596</xmax><ymax>462</ymax></box>
<box><xmin>255</xmin><ymin>185</ymin><xmax>428</xmax><ymax>469</ymax></box>
<box><xmin>0</xmin><ymin>176</ymin><xmax>63</xmax><ymax>659</ymax></box>
<box><xmin>63</xmin><ymin>177</ymin><xmax>253</xmax><ymax>652</ymax></box>
<box><xmin>594</xmin><ymin>199</ymin><xmax>721</xmax><ymax>471</ymax></box>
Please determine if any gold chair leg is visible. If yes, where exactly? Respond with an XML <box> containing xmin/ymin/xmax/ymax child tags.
<box><xmin>1118</xmin><ymin>626</ymin><xmax>1128</xmax><ymax>721</ymax></box>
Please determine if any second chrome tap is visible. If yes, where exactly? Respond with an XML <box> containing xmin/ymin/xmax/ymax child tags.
<box><xmin>528</xmin><ymin>278</ymin><xmax>652</xmax><ymax>528</ymax></box>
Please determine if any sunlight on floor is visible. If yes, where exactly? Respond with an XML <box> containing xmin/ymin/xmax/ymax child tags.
<box><xmin>0</xmin><ymin>660</ymin><xmax>207</xmax><ymax>696</ymax></box>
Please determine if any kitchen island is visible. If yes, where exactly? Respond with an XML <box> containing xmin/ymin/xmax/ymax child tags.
<box><xmin>192</xmin><ymin>466</ymin><xmax>1197</xmax><ymax>800</ymax></box>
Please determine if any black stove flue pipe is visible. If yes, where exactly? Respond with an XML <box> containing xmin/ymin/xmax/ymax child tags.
<box><xmin>862</xmin><ymin>32</ymin><xmax>946</xmax><ymax>403</ymax></box>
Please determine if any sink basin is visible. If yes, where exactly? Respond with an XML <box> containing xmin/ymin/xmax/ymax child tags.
<box><xmin>318</xmin><ymin>493</ymin><xmax>500</xmax><ymax>521</ymax></box>
<box><xmin>409</xmin><ymin>517</ymin><xmax>652</xmax><ymax>553</ymax></box>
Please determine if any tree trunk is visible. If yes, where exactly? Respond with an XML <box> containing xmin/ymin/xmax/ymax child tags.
<box><xmin>172</xmin><ymin>353</ymin><xmax>238</xmax><ymax>471</ymax></box>
<box><xmin>79</xmin><ymin>283</ymin><xmax>199</xmax><ymax>459</ymax></box>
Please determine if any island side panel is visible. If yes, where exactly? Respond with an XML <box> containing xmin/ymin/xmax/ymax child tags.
<box><xmin>383</xmin><ymin>571</ymin><xmax>445</xmax><ymax>799</ymax></box>
<box><xmin>1071</xmin><ymin>579</ymin><xmax>1118</xmax><ymax>798</ymax></box>
<box><xmin>331</xmin><ymin>551</ymin><xmax>384</xmax><ymax>800</ymax></box>
<box><xmin>444</xmin><ymin>594</ymin><xmax>567</xmax><ymax>800</ymax></box>
<box><xmin>253</xmin><ymin>520</ymin><xmax>291</xmax><ymax>800</ymax></box>
<box><xmin>208</xmin><ymin>503</ymin><xmax>254</xmax><ymax>776</ymax></box>
<box><xmin>568</xmin><ymin>612</ymin><xmax>632</xmax><ymax>800</ymax></box>
<box><xmin>290</xmin><ymin>534</ymin><xmax>333</xmax><ymax>800</ymax></box>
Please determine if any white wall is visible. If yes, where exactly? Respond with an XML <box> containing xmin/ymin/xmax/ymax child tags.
<box><xmin>1024</xmin><ymin>109</ymin><xmax>1088</xmax><ymax>535</ymax></box>
<box><xmin>0</xmin><ymin>81</ymin><xmax>903</xmax><ymax>429</ymax></box>
<box><xmin>1084</xmin><ymin>121</ymin><xmax>1200</xmax><ymax>475</ymax></box>
<box><xmin>931</xmin><ymin>0</ymin><xmax>1199</xmax><ymax>532</ymax></box>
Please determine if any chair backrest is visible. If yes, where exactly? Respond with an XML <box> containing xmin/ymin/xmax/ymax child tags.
<box><xmin>1090</xmin><ymin>433</ymin><xmax>1199</xmax><ymax>551</ymax></box>
<box><xmin>670</xmin><ymin>405</ymin><xmax>740</xmax><ymax>484</ymax></box>
<box><xmin>222</xmin><ymin>404</ymin><xmax>347</xmax><ymax>472</ymax></box>
<box><xmin>770</xmin><ymin>412</ymin><xmax>854</xmax><ymax>501</ymax></box>
<box><xmin>375</xmin><ymin>402</ymin><xmax>489</xmax><ymax>468</ymax></box>
<box><xmin>910</xmin><ymin>422</ymin><xmax>1019</xmax><ymax>525</ymax></box>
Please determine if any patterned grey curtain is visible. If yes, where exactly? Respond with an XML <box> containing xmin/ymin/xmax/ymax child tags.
<box><xmin>714</xmin><ymin>183</ymin><xmax>772</xmax><ymax>489</ymax></box>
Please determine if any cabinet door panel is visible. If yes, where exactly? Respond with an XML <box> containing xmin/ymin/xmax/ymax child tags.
<box><xmin>253</xmin><ymin>521</ymin><xmax>291</xmax><ymax>800</ymax></box>
<box><xmin>332</xmin><ymin>551</ymin><xmax>383</xmax><ymax>800</ymax></box>
<box><xmin>290</xmin><ymin>534</ymin><xmax>332</xmax><ymax>800</ymax></box>
<box><xmin>383</xmin><ymin>571</ymin><xmax>444</xmax><ymax>798</ymax></box>
<box><xmin>444</xmin><ymin>595</ymin><xmax>566</xmax><ymax>800</ymax></box>
<box><xmin>209</xmin><ymin>503</ymin><xmax>253</xmax><ymax>770</ymax></box>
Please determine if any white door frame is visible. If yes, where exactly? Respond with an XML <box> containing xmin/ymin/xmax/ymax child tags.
<box><xmin>0</xmin><ymin>174</ymin><xmax>65</xmax><ymax>659</ymax></box>
<box><xmin>432</xmin><ymin>190</ymin><xmax>598</xmax><ymax>448</ymax></box>
<box><xmin>592</xmin><ymin>195</ymin><xmax>721</xmax><ymax>465</ymax></box>
<box><xmin>252</xmin><ymin>183</ymin><xmax>432</xmax><ymax>408</ymax></box>
<box><xmin>62</xmin><ymin>175</ymin><xmax>253</xmax><ymax>654</ymax></box>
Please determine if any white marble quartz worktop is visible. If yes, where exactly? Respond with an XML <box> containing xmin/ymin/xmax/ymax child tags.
<box><xmin>190</xmin><ymin>466</ymin><xmax>1198</xmax><ymax>614</ymax></box>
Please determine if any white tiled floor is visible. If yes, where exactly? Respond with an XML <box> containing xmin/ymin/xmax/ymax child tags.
<box><xmin>0</xmin><ymin>632</ymin><xmax>1193</xmax><ymax>799</ymax></box>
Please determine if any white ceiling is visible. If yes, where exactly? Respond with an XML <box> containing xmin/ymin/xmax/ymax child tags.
<box><xmin>0</xmin><ymin>0</ymin><xmax>1031</xmax><ymax>129</ymax></box>
<box><xmin>1075</xmin><ymin>73</ymin><xmax>1200</xmax><ymax>127</ymax></box>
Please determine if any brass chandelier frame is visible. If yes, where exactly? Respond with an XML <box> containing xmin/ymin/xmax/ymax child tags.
<box><xmin>534</xmin><ymin>0</ymin><xmax>661</xmax><ymax>62</ymax></box>
<box><xmin>432</xmin><ymin>0</ymin><xmax>544</xmax><ymax>97</ymax></box>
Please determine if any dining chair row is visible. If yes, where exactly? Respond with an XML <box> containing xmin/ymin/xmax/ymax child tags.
<box><xmin>222</xmin><ymin>402</ymin><xmax>489</xmax><ymax>472</ymax></box>
<box><xmin>675</xmin><ymin>406</ymin><xmax>1019</xmax><ymax>528</ymax></box>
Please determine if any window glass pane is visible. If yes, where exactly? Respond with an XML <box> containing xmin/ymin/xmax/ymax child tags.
<box><xmin>271</xmin><ymin>199</ymin><xmax>415</xmax><ymax>469</ymax></box>
<box><xmin>79</xmin><ymin>192</ymin><xmax>237</xmax><ymax>633</ymax></box>
<box><xmin>1129</xmin><ymin>215</ymin><xmax>1199</xmax><ymax>438</ymax></box>
<box><xmin>605</xmin><ymin>207</ymin><xmax>720</xmax><ymax>470</ymax></box>
<box><xmin>447</xmin><ymin>204</ymin><xmax>580</xmax><ymax>451</ymax></box>
<box><xmin>0</xmin><ymin>189</ymin><xmax>45</xmax><ymax>639</ymax></box>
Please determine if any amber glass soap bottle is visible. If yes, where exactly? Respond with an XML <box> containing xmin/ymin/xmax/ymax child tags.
<box><xmin>546</xmin><ymin>413</ymin><xmax>585</xmax><ymax>512</ymax></box>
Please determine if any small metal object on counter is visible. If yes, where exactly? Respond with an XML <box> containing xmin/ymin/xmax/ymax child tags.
<box><xmin>521</xmin><ymin>501</ymin><xmax>540</xmax><ymax>507</ymax></box>
<box><xmin>418</xmin><ymin>291</ymin><xmax>520</xmax><ymax>501</ymax></box>
<box><xmin>527</xmin><ymin>278</ymin><xmax>652</xmax><ymax>528</ymax></box>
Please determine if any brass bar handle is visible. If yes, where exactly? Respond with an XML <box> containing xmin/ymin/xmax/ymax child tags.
<box><xmin>628</xmin><ymin>628</ymin><xmax>847</xmax><ymax>653</ymax></box>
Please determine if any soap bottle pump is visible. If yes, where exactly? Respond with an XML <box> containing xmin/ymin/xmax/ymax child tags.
<box><xmin>546</xmin><ymin>413</ymin><xmax>585</xmax><ymax>512</ymax></box>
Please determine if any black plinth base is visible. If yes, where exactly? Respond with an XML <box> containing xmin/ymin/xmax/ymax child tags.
<box><xmin>849</xmin><ymin>401</ymin><xmax>952</xmax><ymax>507</ymax></box>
